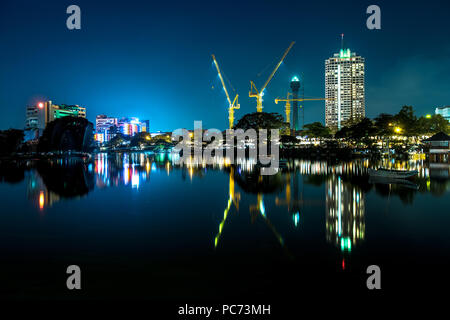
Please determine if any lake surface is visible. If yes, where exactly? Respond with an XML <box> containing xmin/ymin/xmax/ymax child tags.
<box><xmin>0</xmin><ymin>153</ymin><xmax>449</xmax><ymax>303</ymax></box>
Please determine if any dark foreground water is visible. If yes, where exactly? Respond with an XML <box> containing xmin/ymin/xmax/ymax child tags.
<box><xmin>0</xmin><ymin>153</ymin><xmax>449</xmax><ymax>306</ymax></box>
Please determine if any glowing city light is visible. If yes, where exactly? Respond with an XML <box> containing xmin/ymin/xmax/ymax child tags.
<box><xmin>293</xmin><ymin>212</ymin><xmax>300</xmax><ymax>227</ymax></box>
<box><xmin>39</xmin><ymin>191</ymin><xmax>45</xmax><ymax>210</ymax></box>
<box><xmin>38</xmin><ymin>102</ymin><xmax>44</xmax><ymax>109</ymax></box>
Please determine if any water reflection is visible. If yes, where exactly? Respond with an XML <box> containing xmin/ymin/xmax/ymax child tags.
<box><xmin>27</xmin><ymin>158</ymin><xmax>95</xmax><ymax>210</ymax></box>
<box><xmin>1</xmin><ymin>153</ymin><xmax>449</xmax><ymax>255</ymax></box>
<box><xmin>326</xmin><ymin>175</ymin><xmax>365</xmax><ymax>252</ymax></box>
<box><xmin>214</xmin><ymin>167</ymin><xmax>240</xmax><ymax>248</ymax></box>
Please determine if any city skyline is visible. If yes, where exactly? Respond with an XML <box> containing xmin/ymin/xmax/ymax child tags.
<box><xmin>1</xmin><ymin>0</ymin><xmax>450</xmax><ymax>132</ymax></box>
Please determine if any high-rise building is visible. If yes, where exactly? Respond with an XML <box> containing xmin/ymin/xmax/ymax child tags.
<box><xmin>25</xmin><ymin>101</ymin><xmax>86</xmax><ymax>140</ymax></box>
<box><xmin>325</xmin><ymin>40</ymin><xmax>365</xmax><ymax>130</ymax></box>
<box><xmin>435</xmin><ymin>106</ymin><xmax>450</xmax><ymax>121</ymax></box>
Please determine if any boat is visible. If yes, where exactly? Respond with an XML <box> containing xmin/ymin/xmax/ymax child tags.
<box><xmin>368</xmin><ymin>168</ymin><xmax>418</xmax><ymax>179</ymax></box>
<box><xmin>368</xmin><ymin>176</ymin><xmax>419</xmax><ymax>190</ymax></box>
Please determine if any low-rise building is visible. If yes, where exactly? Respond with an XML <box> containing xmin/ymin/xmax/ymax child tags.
<box><xmin>435</xmin><ymin>106</ymin><xmax>450</xmax><ymax>122</ymax></box>
<box><xmin>423</xmin><ymin>131</ymin><xmax>450</xmax><ymax>163</ymax></box>
<box><xmin>94</xmin><ymin>115</ymin><xmax>149</xmax><ymax>143</ymax></box>
<box><xmin>25</xmin><ymin>101</ymin><xmax>86</xmax><ymax>140</ymax></box>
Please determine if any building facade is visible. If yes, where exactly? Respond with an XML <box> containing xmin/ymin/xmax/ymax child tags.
<box><xmin>95</xmin><ymin>115</ymin><xmax>149</xmax><ymax>143</ymax></box>
<box><xmin>25</xmin><ymin>101</ymin><xmax>86</xmax><ymax>140</ymax></box>
<box><xmin>325</xmin><ymin>48</ymin><xmax>365</xmax><ymax>130</ymax></box>
<box><xmin>435</xmin><ymin>106</ymin><xmax>450</xmax><ymax>122</ymax></box>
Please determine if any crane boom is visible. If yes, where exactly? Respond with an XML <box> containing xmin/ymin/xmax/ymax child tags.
<box><xmin>275</xmin><ymin>97</ymin><xmax>333</xmax><ymax>104</ymax></box>
<box><xmin>212</xmin><ymin>54</ymin><xmax>232</xmax><ymax>107</ymax></box>
<box><xmin>260</xmin><ymin>41</ymin><xmax>295</xmax><ymax>94</ymax></box>
<box><xmin>250</xmin><ymin>41</ymin><xmax>295</xmax><ymax>112</ymax></box>
<box><xmin>212</xmin><ymin>54</ymin><xmax>240</xmax><ymax>129</ymax></box>
<box><xmin>275</xmin><ymin>94</ymin><xmax>333</xmax><ymax>132</ymax></box>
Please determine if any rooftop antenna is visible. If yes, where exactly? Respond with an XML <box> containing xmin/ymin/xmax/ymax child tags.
<box><xmin>341</xmin><ymin>33</ymin><xmax>344</xmax><ymax>50</ymax></box>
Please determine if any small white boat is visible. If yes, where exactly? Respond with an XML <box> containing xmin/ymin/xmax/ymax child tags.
<box><xmin>368</xmin><ymin>168</ymin><xmax>418</xmax><ymax>179</ymax></box>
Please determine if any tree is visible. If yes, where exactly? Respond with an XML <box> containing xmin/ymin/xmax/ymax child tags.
<box><xmin>335</xmin><ymin>118</ymin><xmax>376</xmax><ymax>148</ymax></box>
<box><xmin>302</xmin><ymin>122</ymin><xmax>331</xmax><ymax>138</ymax></box>
<box><xmin>374</xmin><ymin>113</ymin><xmax>394</xmax><ymax>137</ymax></box>
<box><xmin>349</xmin><ymin>118</ymin><xmax>376</xmax><ymax>140</ymax></box>
<box><xmin>38</xmin><ymin>117</ymin><xmax>93</xmax><ymax>152</ymax></box>
<box><xmin>394</xmin><ymin>106</ymin><xmax>417</xmax><ymax>136</ymax></box>
<box><xmin>416</xmin><ymin>114</ymin><xmax>449</xmax><ymax>135</ymax></box>
<box><xmin>130</xmin><ymin>132</ymin><xmax>151</xmax><ymax>147</ymax></box>
<box><xmin>0</xmin><ymin>129</ymin><xmax>24</xmax><ymax>154</ymax></box>
<box><xmin>106</xmin><ymin>133</ymin><xmax>127</xmax><ymax>149</ymax></box>
<box><xmin>234</xmin><ymin>112</ymin><xmax>287</xmax><ymax>131</ymax></box>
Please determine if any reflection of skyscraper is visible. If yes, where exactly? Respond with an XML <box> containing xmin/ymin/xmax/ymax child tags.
<box><xmin>325</xmin><ymin>176</ymin><xmax>365</xmax><ymax>252</ymax></box>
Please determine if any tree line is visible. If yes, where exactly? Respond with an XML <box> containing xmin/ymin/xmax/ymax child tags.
<box><xmin>302</xmin><ymin>106</ymin><xmax>449</xmax><ymax>140</ymax></box>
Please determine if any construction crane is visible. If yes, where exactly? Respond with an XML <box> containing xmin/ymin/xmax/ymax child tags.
<box><xmin>275</xmin><ymin>93</ymin><xmax>332</xmax><ymax>130</ymax></box>
<box><xmin>249</xmin><ymin>41</ymin><xmax>295</xmax><ymax>113</ymax></box>
<box><xmin>212</xmin><ymin>54</ymin><xmax>240</xmax><ymax>129</ymax></box>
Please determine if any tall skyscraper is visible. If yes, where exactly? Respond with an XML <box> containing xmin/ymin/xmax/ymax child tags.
<box><xmin>325</xmin><ymin>38</ymin><xmax>365</xmax><ymax>130</ymax></box>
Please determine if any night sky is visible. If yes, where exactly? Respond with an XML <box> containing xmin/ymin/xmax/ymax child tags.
<box><xmin>1</xmin><ymin>0</ymin><xmax>449</xmax><ymax>131</ymax></box>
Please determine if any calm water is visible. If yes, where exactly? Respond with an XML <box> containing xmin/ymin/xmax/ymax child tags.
<box><xmin>0</xmin><ymin>153</ymin><xmax>449</xmax><ymax>302</ymax></box>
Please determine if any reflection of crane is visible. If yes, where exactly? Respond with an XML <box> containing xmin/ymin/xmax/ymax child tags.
<box><xmin>212</xmin><ymin>54</ymin><xmax>240</xmax><ymax>129</ymax></box>
<box><xmin>275</xmin><ymin>93</ymin><xmax>332</xmax><ymax>130</ymax></box>
<box><xmin>249</xmin><ymin>193</ymin><xmax>293</xmax><ymax>258</ymax></box>
<box><xmin>214</xmin><ymin>167</ymin><xmax>241</xmax><ymax>248</ymax></box>
<box><xmin>275</xmin><ymin>171</ymin><xmax>321</xmax><ymax>227</ymax></box>
<box><xmin>214</xmin><ymin>176</ymin><xmax>292</xmax><ymax>257</ymax></box>
<box><xmin>249</xmin><ymin>42</ymin><xmax>295</xmax><ymax>112</ymax></box>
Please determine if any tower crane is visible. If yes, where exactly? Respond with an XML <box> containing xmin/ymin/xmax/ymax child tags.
<box><xmin>249</xmin><ymin>41</ymin><xmax>295</xmax><ymax>113</ymax></box>
<box><xmin>275</xmin><ymin>93</ymin><xmax>333</xmax><ymax>130</ymax></box>
<box><xmin>212</xmin><ymin>54</ymin><xmax>240</xmax><ymax>129</ymax></box>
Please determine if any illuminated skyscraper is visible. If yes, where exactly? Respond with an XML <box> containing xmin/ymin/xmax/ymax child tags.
<box><xmin>325</xmin><ymin>39</ymin><xmax>365</xmax><ymax>130</ymax></box>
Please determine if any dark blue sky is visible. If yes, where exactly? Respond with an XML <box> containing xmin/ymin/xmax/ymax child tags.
<box><xmin>1</xmin><ymin>0</ymin><xmax>449</xmax><ymax>131</ymax></box>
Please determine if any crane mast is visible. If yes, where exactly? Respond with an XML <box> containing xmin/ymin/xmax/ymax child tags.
<box><xmin>250</xmin><ymin>41</ymin><xmax>295</xmax><ymax>112</ymax></box>
<box><xmin>212</xmin><ymin>54</ymin><xmax>240</xmax><ymax>129</ymax></box>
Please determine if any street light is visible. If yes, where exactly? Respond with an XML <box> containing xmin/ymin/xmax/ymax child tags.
<box><xmin>394</xmin><ymin>127</ymin><xmax>402</xmax><ymax>134</ymax></box>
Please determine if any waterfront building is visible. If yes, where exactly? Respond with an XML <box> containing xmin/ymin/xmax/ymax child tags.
<box><xmin>424</xmin><ymin>132</ymin><xmax>450</xmax><ymax>164</ymax></box>
<box><xmin>25</xmin><ymin>101</ymin><xmax>86</xmax><ymax>140</ymax></box>
<box><xmin>325</xmin><ymin>42</ymin><xmax>365</xmax><ymax>130</ymax></box>
<box><xmin>95</xmin><ymin>115</ymin><xmax>118</xmax><ymax>143</ymax></box>
<box><xmin>435</xmin><ymin>106</ymin><xmax>450</xmax><ymax>121</ymax></box>
<box><xmin>95</xmin><ymin>115</ymin><xmax>149</xmax><ymax>143</ymax></box>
